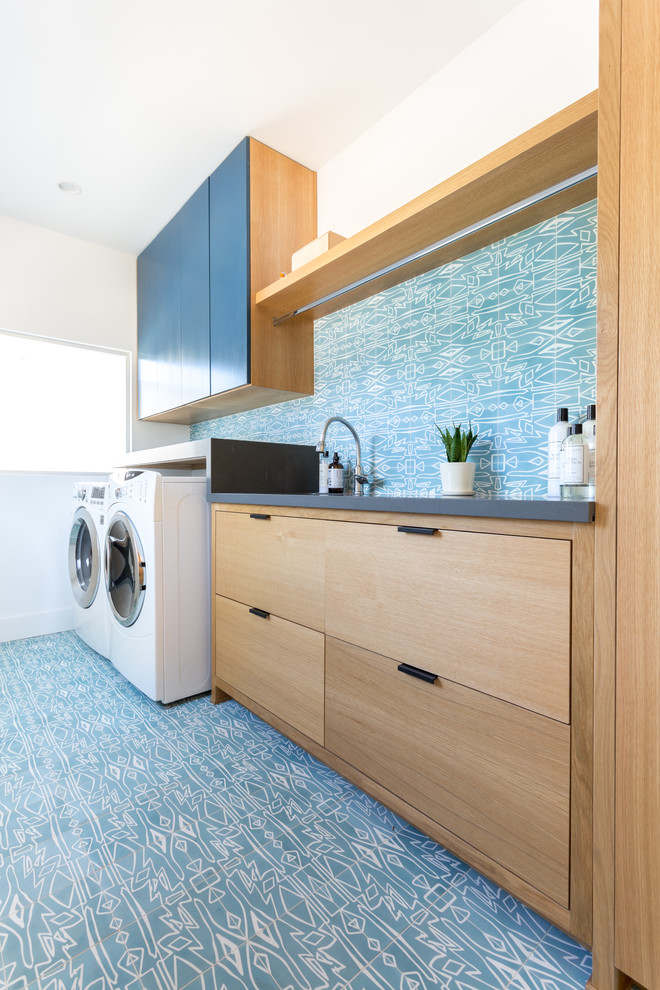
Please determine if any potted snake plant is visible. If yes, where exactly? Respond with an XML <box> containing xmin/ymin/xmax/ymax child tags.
<box><xmin>435</xmin><ymin>422</ymin><xmax>478</xmax><ymax>495</ymax></box>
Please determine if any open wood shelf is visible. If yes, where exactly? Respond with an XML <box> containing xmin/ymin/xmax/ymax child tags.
<box><xmin>256</xmin><ymin>91</ymin><xmax>598</xmax><ymax>325</ymax></box>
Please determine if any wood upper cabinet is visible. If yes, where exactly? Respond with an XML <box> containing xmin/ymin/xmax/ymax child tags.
<box><xmin>137</xmin><ymin>138</ymin><xmax>317</xmax><ymax>425</ymax></box>
<box><xmin>325</xmin><ymin>522</ymin><xmax>572</xmax><ymax>721</ymax></box>
<box><xmin>255</xmin><ymin>92</ymin><xmax>597</xmax><ymax>326</ymax></box>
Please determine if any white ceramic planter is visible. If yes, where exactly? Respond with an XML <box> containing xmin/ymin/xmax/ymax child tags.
<box><xmin>440</xmin><ymin>461</ymin><xmax>476</xmax><ymax>496</ymax></box>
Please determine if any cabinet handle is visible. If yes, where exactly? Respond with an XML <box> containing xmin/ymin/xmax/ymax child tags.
<box><xmin>397</xmin><ymin>662</ymin><xmax>438</xmax><ymax>684</ymax></box>
<box><xmin>249</xmin><ymin>607</ymin><xmax>270</xmax><ymax>619</ymax></box>
<box><xmin>250</xmin><ymin>513</ymin><xmax>270</xmax><ymax>520</ymax></box>
<box><xmin>397</xmin><ymin>526</ymin><xmax>438</xmax><ymax>536</ymax></box>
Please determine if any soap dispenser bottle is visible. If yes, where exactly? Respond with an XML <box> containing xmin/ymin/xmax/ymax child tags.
<box><xmin>318</xmin><ymin>451</ymin><xmax>329</xmax><ymax>494</ymax></box>
<box><xmin>560</xmin><ymin>423</ymin><xmax>589</xmax><ymax>498</ymax></box>
<box><xmin>583</xmin><ymin>404</ymin><xmax>596</xmax><ymax>499</ymax></box>
<box><xmin>587</xmin><ymin>424</ymin><xmax>596</xmax><ymax>499</ymax></box>
<box><xmin>328</xmin><ymin>452</ymin><xmax>344</xmax><ymax>494</ymax></box>
<box><xmin>548</xmin><ymin>407</ymin><xmax>570</xmax><ymax>497</ymax></box>
<box><xmin>583</xmin><ymin>403</ymin><xmax>596</xmax><ymax>439</ymax></box>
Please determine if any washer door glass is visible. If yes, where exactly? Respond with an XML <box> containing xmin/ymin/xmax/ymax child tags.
<box><xmin>69</xmin><ymin>507</ymin><xmax>100</xmax><ymax>609</ymax></box>
<box><xmin>105</xmin><ymin>511</ymin><xmax>146</xmax><ymax>627</ymax></box>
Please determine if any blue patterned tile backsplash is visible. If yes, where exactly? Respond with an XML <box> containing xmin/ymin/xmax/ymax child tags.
<box><xmin>192</xmin><ymin>201</ymin><xmax>597</xmax><ymax>497</ymax></box>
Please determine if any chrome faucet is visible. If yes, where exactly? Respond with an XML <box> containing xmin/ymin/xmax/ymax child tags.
<box><xmin>317</xmin><ymin>416</ymin><xmax>368</xmax><ymax>495</ymax></box>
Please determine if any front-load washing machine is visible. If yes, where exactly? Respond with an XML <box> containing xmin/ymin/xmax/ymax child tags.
<box><xmin>69</xmin><ymin>480</ymin><xmax>110</xmax><ymax>657</ymax></box>
<box><xmin>104</xmin><ymin>469</ymin><xmax>210</xmax><ymax>703</ymax></box>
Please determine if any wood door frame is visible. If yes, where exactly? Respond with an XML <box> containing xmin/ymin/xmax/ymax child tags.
<box><xmin>589</xmin><ymin>0</ymin><xmax>629</xmax><ymax>987</ymax></box>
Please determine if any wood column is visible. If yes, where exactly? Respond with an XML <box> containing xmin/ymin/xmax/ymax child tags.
<box><xmin>589</xmin><ymin>2</ymin><xmax>627</xmax><ymax>987</ymax></box>
<box><xmin>613</xmin><ymin>0</ymin><xmax>660</xmax><ymax>983</ymax></box>
<box><xmin>592</xmin><ymin>0</ymin><xmax>660</xmax><ymax>987</ymax></box>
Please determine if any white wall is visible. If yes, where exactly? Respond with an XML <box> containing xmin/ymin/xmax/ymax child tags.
<box><xmin>317</xmin><ymin>0</ymin><xmax>599</xmax><ymax>238</ymax></box>
<box><xmin>0</xmin><ymin>215</ymin><xmax>188</xmax><ymax>453</ymax></box>
<box><xmin>0</xmin><ymin>472</ymin><xmax>106</xmax><ymax>642</ymax></box>
<box><xmin>0</xmin><ymin>215</ymin><xmax>186</xmax><ymax>641</ymax></box>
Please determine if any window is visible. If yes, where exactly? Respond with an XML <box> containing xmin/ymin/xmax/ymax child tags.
<box><xmin>0</xmin><ymin>330</ymin><xmax>128</xmax><ymax>472</ymax></box>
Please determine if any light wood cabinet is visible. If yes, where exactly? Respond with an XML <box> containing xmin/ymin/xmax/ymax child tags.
<box><xmin>213</xmin><ymin>508</ymin><xmax>326</xmax><ymax>743</ymax></box>
<box><xmin>325</xmin><ymin>522</ymin><xmax>571</xmax><ymax>721</ymax></box>
<box><xmin>215</xmin><ymin>509</ymin><xmax>325</xmax><ymax>631</ymax></box>
<box><xmin>211</xmin><ymin>504</ymin><xmax>593</xmax><ymax>942</ymax></box>
<box><xmin>215</xmin><ymin>595</ymin><xmax>325</xmax><ymax>745</ymax></box>
<box><xmin>325</xmin><ymin>637</ymin><xmax>570</xmax><ymax>906</ymax></box>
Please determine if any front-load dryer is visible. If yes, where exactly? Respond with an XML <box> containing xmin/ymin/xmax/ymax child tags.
<box><xmin>69</xmin><ymin>480</ymin><xmax>110</xmax><ymax>657</ymax></box>
<box><xmin>104</xmin><ymin>469</ymin><xmax>210</xmax><ymax>703</ymax></box>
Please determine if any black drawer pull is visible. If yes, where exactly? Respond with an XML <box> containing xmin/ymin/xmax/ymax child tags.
<box><xmin>397</xmin><ymin>526</ymin><xmax>437</xmax><ymax>536</ymax></box>
<box><xmin>249</xmin><ymin>607</ymin><xmax>270</xmax><ymax>619</ymax></box>
<box><xmin>250</xmin><ymin>513</ymin><xmax>270</xmax><ymax>520</ymax></box>
<box><xmin>397</xmin><ymin>662</ymin><xmax>438</xmax><ymax>684</ymax></box>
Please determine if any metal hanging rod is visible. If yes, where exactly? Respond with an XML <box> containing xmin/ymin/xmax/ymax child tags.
<box><xmin>272</xmin><ymin>164</ymin><xmax>598</xmax><ymax>327</ymax></box>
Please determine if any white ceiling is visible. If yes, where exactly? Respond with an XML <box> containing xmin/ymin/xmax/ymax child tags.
<box><xmin>0</xmin><ymin>0</ymin><xmax>523</xmax><ymax>255</ymax></box>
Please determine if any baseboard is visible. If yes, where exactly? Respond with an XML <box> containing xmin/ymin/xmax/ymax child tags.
<box><xmin>0</xmin><ymin>608</ymin><xmax>74</xmax><ymax>644</ymax></box>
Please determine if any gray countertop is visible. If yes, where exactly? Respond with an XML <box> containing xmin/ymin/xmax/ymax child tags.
<box><xmin>115</xmin><ymin>440</ymin><xmax>594</xmax><ymax>522</ymax></box>
<box><xmin>207</xmin><ymin>490</ymin><xmax>595</xmax><ymax>522</ymax></box>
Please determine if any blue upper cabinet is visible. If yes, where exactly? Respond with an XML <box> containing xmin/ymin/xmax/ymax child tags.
<box><xmin>209</xmin><ymin>138</ymin><xmax>250</xmax><ymax>396</ymax></box>
<box><xmin>179</xmin><ymin>179</ymin><xmax>211</xmax><ymax>406</ymax></box>
<box><xmin>137</xmin><ymin>204</ymin><xmax>182</xmax><ymax>419</ymax></box>
<box><xmin>137</xmin><ymin>178</ymin><xmax>209</xmax><ymax>418</ymax></box>
<box><xmin>137</xmin><ymin>138</ymin><xmax>317</xmax><ymax>424</ymax></box>
<box><xmin>136</xmin><ymin>226</ymin><xmax>161</xmax><ymax>420</ymax></box>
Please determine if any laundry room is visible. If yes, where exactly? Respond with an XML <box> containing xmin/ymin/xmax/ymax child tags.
<box><xmin>3</xmin><ymin>2</ymin><xmax>660</xmax><ymax>990</ymax></box>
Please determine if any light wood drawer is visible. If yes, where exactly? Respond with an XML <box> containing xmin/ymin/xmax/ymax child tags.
<box><xmin>325</xmin><ymin>636</ymin><xmax>570</xmax><ymax>906</ymax></box>
<box><xmin>215</xmin><ymin>509</ymin><xmax>325</xmax><ymax>631</ymax></box>
<box><xmin>325</xmin><ymin>522</ymin><xmax>571</xmax><ymax>721</ymax></box>
<box><xmin>215</xmin><ymin>594</ymin><xmax>325</xmax><ymax>744</ymax></box>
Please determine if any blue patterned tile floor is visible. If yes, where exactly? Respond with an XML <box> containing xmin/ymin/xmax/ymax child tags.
<box><xmin>0</xmin><ymin>632</ymin><xmax>592</xmax><ymax>990</ymax></box>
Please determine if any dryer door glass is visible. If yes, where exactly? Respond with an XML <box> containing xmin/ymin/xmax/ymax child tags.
<box><xmin>105</xmin><ymin>511</ymin><xmax>146</xmax><ymax>627</ymax></box>
<box><xmin>69</xmin><ymin>508</ymin><xmax>100</xmax><ymax>608</ymax></box>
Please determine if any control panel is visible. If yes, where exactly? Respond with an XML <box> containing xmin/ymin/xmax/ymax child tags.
<box><xmin>110</xmin><ymin>470</ymin><xmax>151</xmax><ymax>504</ymax></box>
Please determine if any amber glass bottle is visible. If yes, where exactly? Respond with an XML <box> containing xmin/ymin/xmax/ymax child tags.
<box><xmin>328</xmin><ymin>452</ymin><xmax>344</xmax><ymax>494</ymax></box>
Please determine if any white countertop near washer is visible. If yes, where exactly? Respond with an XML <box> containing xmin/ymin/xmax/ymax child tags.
<box><xmin>113</xmin><ymin>439</ymin><xmax>211</xmax><ymax>472</ymax></box>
